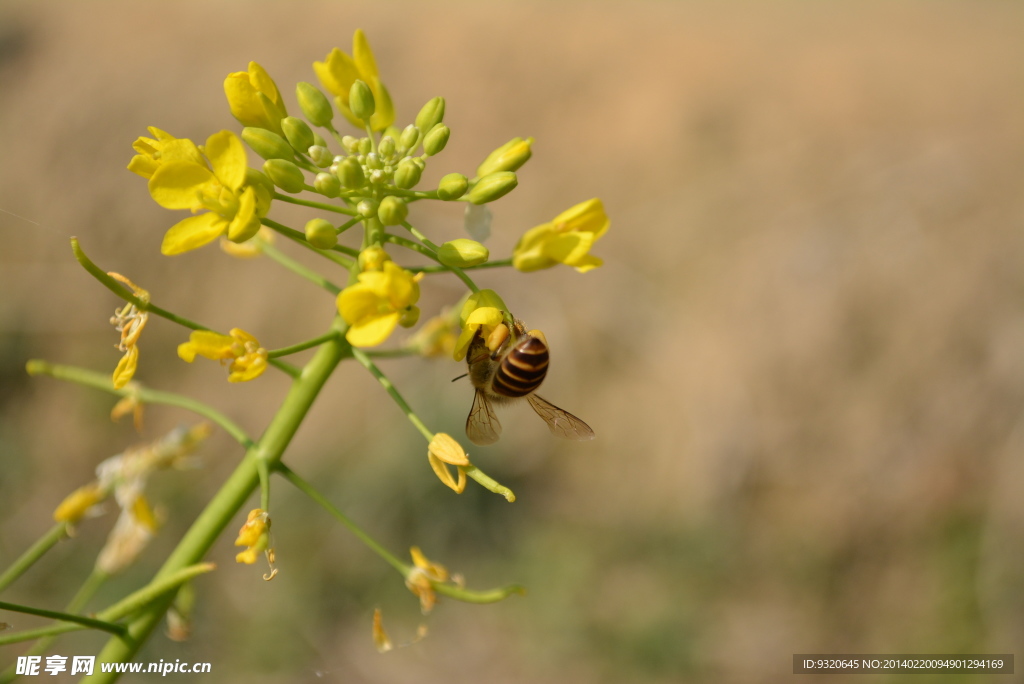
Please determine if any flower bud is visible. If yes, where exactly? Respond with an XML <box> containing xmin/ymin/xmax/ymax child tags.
<box><xmin>378</xmin><ymin>136</ymin><xmax>396</xmax><ymax>159</ymax></box>
<box><xmin>350</xmin><ymin>80</ymin><xmax>375</xmax><ymax>121</ymax></box>
<box><xmin>359</xmin><ymin>245</ymin><xmax>390</xmax><ymax>271</ymax></box>
<box><xmin>305</xmin><ymin>218</ymin><xmax>338</xmax><ymax>249</ymax></box>
<box><xmin>365</xmin><ymin>152</ymin><xmax>383</xmax><ymax>170</ymax></box>
<box><xmin>296</xmin><ymin>82</ymin><xmax>333</xmax><ymax>127</ymax></box>
<box><xmin>312</xmin><ymin>132</ymin><xmax>327</xmax><ymax>147</ymax></box>
<box><xmin>477</xmin><ymin>136</ymin><xmax>534</xmax><ymax>176</ymax></box>
<box><xmin>415</xmin><ymin>97</ymin><xmax>446</xmax><ymax>133</ymax></box>
<box><xmin>308</xmin><ymin>145</ymin><xmax>333</xmax><ymax>167</ymax></box>
<box><xmin>342</xmin><ymin>135</ymin><xmax>360</xmax><ymax>154</ymax></box>
<box><xmin>394</xmin><ymin>158</ymin><xmax>424</xmax><ymax>189</ymax></box>
<box><xmin>468</xmin><ymin>171</ymin><xmax>517</xmax><ymax>204</ymax></box>
<box><xmin>336</xmin><ymin>157</ymin><xmax>365</xmax><ymax>189</ymax></box>
<box><xmin>358</xmin><ymin>137</ymin><xmax>373</xmax><ymax>155</ymax></box>
<box><xmin>377</xmin><ymin>196</ymin><xmax>408</xmax><ymax>226</ymax></box>
<box><xmin>242</xmin><ymin>127</ymin><xmax>294</xmax><ymax>161</ymax></box>
<box><xmin>314</xmin><ymin>172</ymin><xmax>340</xmax><ymax>198</ymax></box>
<box><xmin>422</xmin><ymin>124</ymin><xmax>450</xmax><ymax>157</ymax></box>
<box><xmin>399</xmin><ymin>124</ymin><xmax>420</xmax><ymax>151</ymax></box>
<box><xmin>263</xmin><ymin>159</ymin><xmax>306</xmax><ymax>193</ymax></box>
<box><xmin>438</xmin><ymin>239</ymin><xmax>489</xmax><ymax>267</ymax></box>
<box><xmin>437</xmin><ymin>173</ymin><xmax>469</xmax><ymax>200</ymax></box>
<box><xmin>245</xmin><ymin>167</ymin><xmax>275</xmax><ymax>197</ymax></box>
<box><xmin>400</xmin><ymin>305</ymin><xmax>421</xmax><ymax>328</ymax></box>
<box><xmin>357</xmin><ymin>199</ymin><xmax>378</xmax><ymax>218</ymax></box>
<box><xmin>281</xmin><ymin>117</ymin><xmax>314</xmax><ymax>154</ymax></box>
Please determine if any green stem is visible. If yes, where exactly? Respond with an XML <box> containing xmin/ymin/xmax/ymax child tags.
<box><xmin>432</xmin><ymin>581</ymin><xmax>525</xmax><ymax>604</ymax></box>
<box><xmin>400</xmin><ymin>222</ymin><xmax>480</xmax><ymax>293</ymax></box>
<box><xmin>410</xmin><ymin>258</ymin><xmax>513</xmax><ymax>274</ymax></box>
<box><xmin>262</xmin><ymin>218</ymin><xmax>359</xmax><ymax>266</ymax></box>
<box><xmin>267</xmin><ymin>331</ymin><xmax>342</xmax><ymax>359</ymax></box>
<box><xmin>388</xmin><ymin>188</ymin><xmax>438</xmax><ymax>201</ymax></box>
<box><xmin>25</xmin><ymin>362</ymin><xmax>254</xmax><ymax>449</ymax></box>
<box><xmin>0</xmin><ymin>523</ymin><xmax>67</xmax><ymax>594</ymax></box>
<box><xmin>72</xmin><ymin>238</ymin><xmax>206</xmax><ymax>331</ymax></box>
<box><xmin>275</xmin><ymin>465</ymin><xmax>407</xmax><ymax>575</ymax></box>
<box><xmin>0</xmin><ymin>601</ymin><xmax>125</xmax><ymax>637</ymax></box>
<box><xmin>363</xmin><ymin>348</ymin><xmax>419</xmax><ymax>359</ymax></box>
<box><xmin>271</xmin><ymin>193</ymin><xmax>357</xmax><ymax>216</ymax></box>
<box><xmin>97</xmin><ymin>564</ymin><xmax>215</xmax><ymax>623</ymax></box>
<box><xmin>350</xmin><ymin>349</ymin><xmax>433</xmax><ymax>442</ymax></box>
<box><xmin>349</xmin><ymin>351</ymin><xmax>516</xmax><ymax>501</ymax></box>
<box><xmin>259</xmin><ymin>240</ymin><xmax>342</xmax><ymax>295</ymax></box>
<box><xmin>384</xmin><ymin>233</ymin><xmax>436</xmax><ymax>260</ymax></box>
<box><xmin>84</xmin><ymin>319</ymin><xmax>351</xmax><ymax>683</ymax></box>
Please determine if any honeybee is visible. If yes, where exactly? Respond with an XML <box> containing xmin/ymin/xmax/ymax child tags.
<box><xmin>465</xmin><ymin>320</ymin><xmax>595</xmax><ymax>445</ymax></box>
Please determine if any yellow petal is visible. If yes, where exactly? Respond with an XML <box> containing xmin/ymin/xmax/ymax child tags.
<box><xmin>372</xmin><ymin>609</ymin><xmax>393</xmax><ymax>653</ymax></box>
<box><xmin>204</xmin><ymin>130</ymin><xmax>247</xmax><ymax>190</ymax></box>
<box><xmin>346</xmin><ymin>312</ymin><xmax>400</xmax><ymax>348</ymax></box>
<box><xmin>53</xmin><ymin>482</ymin><xmax>106</xmax><ymax>523</ymax></box>
<box><xmin>428</xmin><ymin>433</ymin><xmax>471</xmax><ymax>466</ymax></box>
<box><xmin>161</xmin><ymin>213</ymin><xmax>228</xmax><ymax>255</ymax></box>
<box><xmin>337</xmin><ymin>283</ymin><xmax>382</xmax><ymax>325</ymax></box>
<box><xmin>177</xmin><ymin>330</ymin><xmax>235</xmax><ymax>362</ymax></box>
<box><xmin>555</xmin><ymin>198</ymin><xmax>609</xmax><ymax>238</ymax></box>
<box><xmin>226</xmin><ymin>186</ymin><xmax>261</xmax><ymax>242</ymax></box>
<box><xmin>353</xmin><ymin>29</ymin><xmax>380</xmax><ymax>81</ymax></box>
<box><xmin>247</xmin><ymin>61</ymin><xmax>285</xmax><ymax>113</ymax></box>
<box><xmin>543</xmin><ymin>231</ymin><xmax>596</xmax><ymax>268</ymax></box>
<box><xmin>452</xmin><ymin>306</ymin><xmax>505</xmax><ymax>361</ymax></box>
<box><xmin>313</xmin><ymin>48</ymin><xmax>358</xmax><ymax>99</ymax></box>
<box><xmin>148</xmin><ymin>161</ymin><xmax>214</xmax><ymax>210</ymax></box>
<box><xmin>113</xmin><ymin>346</ymin><xmax>139</xmax><ymax>389</ymax></box>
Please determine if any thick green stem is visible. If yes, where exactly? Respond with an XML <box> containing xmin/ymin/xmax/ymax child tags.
<box><xmin>0</xmin><ymin>523</ymin><xmax>67</xmax><ymax>594</ymax></box>
<box><xmin>82</xmin><ymin>319</ymin><xmax>351</xmax><ymax>683</ymax></box>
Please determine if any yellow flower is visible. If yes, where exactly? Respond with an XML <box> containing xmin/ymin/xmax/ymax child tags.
<box><xmin>108</xmin><ymin>273</ymin><xmax>150</xmax><ymax>389</ymax></box>
<box><xmin>405</xmin><ymin>547</ymin><xmax>449</xmax><ymax>614</ymax></box>
<box><xmin>337</xmin><ymin>262</ymin><xmax>422</xmax><ymax>347</ymax></box>
<box><xmin>427</xmin><ymin>433</ymin><xmax>471</xmax><ymax>494</ymax></box>
<box><xmin>451</xmin><ymin>289</ymin><xmax>509</xmax><ymax>361</ymax></box>
<box><xmin>235</xmin><ymin>508</ymin><xmax>277</xmax><ymax>579</ymax></box>
<box><xmin>53</xmin><ymin>482</ymin><xmax>106</xmax><ymax>524</ymax></box>
<box><xmin>95</xmin><ymin>495</ymin><xmax>160</xmax><ymax>574</ymax></box>
<box><xmin>313</xmin><ymin>29</ymin><xmax>395</xmax><ymax>131</ymax></box>
<box><xmin>224</xmin><ymin>62</ymin><xmax>287</xmax><ymax>135</ymax></box>
<box><xmin>148</xmin><ymin>130</ymin><xmax>272</xmax><ymax>255</ymax></box>
<box><xmin>372</xmin><ymin>609</ymin><xmax>393</xmax><ymax>653</ymax></box>
<box><xmin>177</xmin><ymin>328</ymin><xmax>268</xmax><ymax>382</ymax></box>
<box><xmin>127</xmin><ymin>127</ymin><xmax>204</xmax><ymax>179</ymax></box>
<box><xmin>512</xmin><ymin>198</ymin><xmax>609</xmax><ymax>273</ymax></box>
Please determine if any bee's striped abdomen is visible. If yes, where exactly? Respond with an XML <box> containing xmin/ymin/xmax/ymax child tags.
<box><xmin>492</xmin><ymin>336</ymin><xmax>548</xmax><ymax>398</ymax></box>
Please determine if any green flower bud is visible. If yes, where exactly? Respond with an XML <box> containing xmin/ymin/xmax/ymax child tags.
<box><xmin>309</xmin><ymin>145</ymin><xmax>333</xmax><ymax>167</ymax></box>
<box><xmin>394</xmin><ymin>158</ymin><xmax>424</xmax><ymax>189</ymax></box>
<box><xmin>358</xmin><ymin>138</ymin><xmax>372</xmax><ymax>155</ymax></box>
<box><xmin>399</xmin><ymin>124</ymin><xmax>420</xmax><ymax>151</ymax></box>
<box><xmin>296</xmin><ymin>82</ymin><xmax>333</xmax><ymax>127</ymax></box>
<box><xmin>399</xmin><ymin>305</ymin><xmax>420</xmax><ymax>328</ymax></box>
<box><xmin>477</xmin><ymin>136</ymin><xmax>534</xmax><ymax>177</ymax></box>
<box><xmin>305</xmin><ymin>218</ymin><xmax>338</xmax><ymax>249</ymax></box>
<box><xmin>357</xmin><ymin>199</ymin><xmax>378</xmax><ymax>218</ymax></box>
<box><xmin>378</xmin><ymin>136</ymin><xmax>396</xmax><ymax>159</ymax></box>
<box><xmin>314</xmin><ymin>172</ymin><xmax>340</xmax><ymax>198</ymax></box>
<box><xmin>245</xmin><ymin>167</ymin><xmax>275</xmax><ymax>196</ymax></box>
<box><xmin>336</xmin><ymin>157</ymin><xmax>365</xmax><ymax>189</ymax></box>
<box><xmin>281</xmin><ymin>116</ymin><xmax>314</xmax><ymax>154</ymax></box>
<box><xmin>423</xmin><ymin>124</ymin><xmax>450</xmax><ymax>157</ymax></box>
<box><xmin>263</xmin><ymin>159</ymin><xmax>306</xmax><ymax>193</ymax></box>
<box><xmin>415</xmin><ymin>97</ymin><xmax>445</xmax><ymax>133</ymax></box>
<box><xmin>242</xmin><ymin>127</ymin><xmax>294</xmax><ymax>161</ymax></box>
<box><xmin>312</xmin><ymin>132</ymin><xmax>327</xmax><ymax>147</ymax></box>
<box><xmin>468</xmin><ymin>171</ymin><xmax>517</xmax><ymax>204</ymax></box>
<box><xmin>365</xmin><ymin>152</ymin><xmax>383</xmax><ymax>171</ymax></box>
<box><xmin>377</xmin><ymin>196</ymin><xmax>409</xmax><ymax>226</ymax></box>
<box><xmin>438</xmin><ymin>239</ymin><xmax>489</xmax><ymax>267</ymax></box>
<box><xmin>437</xmin><ymin>173</ymin><xmax>469</xmax><ymax>201</ymax></box>
<box><xmin>350</xmin><ymin>80</ymin><xmax>375</xmax><ymax>121</ymax></box>
<box><xmin>342</xmin><ymin>135</ymin><xmax>360</xmax><ymax>154</ymax></box>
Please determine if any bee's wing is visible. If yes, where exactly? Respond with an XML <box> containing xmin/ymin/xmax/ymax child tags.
<box><xmin>466</xmin><ymin>389</ymin><xmax>502</xmax><ymax>445</ymax></box>
<box><xmin>528</xmin><ymin>394</ymin><xmax>595</xmax><ymax>441</ymax></box>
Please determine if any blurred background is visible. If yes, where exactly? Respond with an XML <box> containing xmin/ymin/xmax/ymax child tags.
<box><xmin>2</xmin><ymin>1</ymin><xmax>1023</xmax><ymax>682</ymax></box>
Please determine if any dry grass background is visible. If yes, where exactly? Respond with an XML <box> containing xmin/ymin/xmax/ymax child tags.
<box><xmin>1</xmin><ymin>2</ymin><xmax>1024</xmax><ymax>682</ymax></box>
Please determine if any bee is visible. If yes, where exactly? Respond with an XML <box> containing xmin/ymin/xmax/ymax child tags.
<box><xmin>465</xmin><ymin>320</ymin><xmax>595</xmax><ymax>445</ymax></box>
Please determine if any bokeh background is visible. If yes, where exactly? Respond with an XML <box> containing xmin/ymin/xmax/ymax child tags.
<box><xmin>2</xmin><ymin>2</ymin><xmax>1024</xmax><ymax>682</ymax></box>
